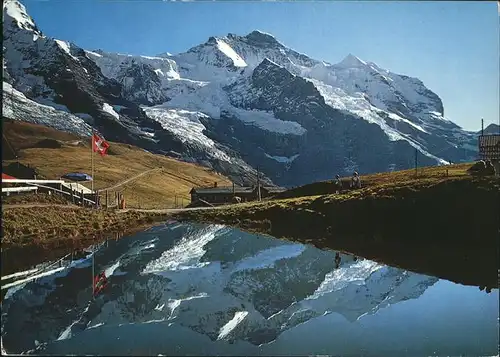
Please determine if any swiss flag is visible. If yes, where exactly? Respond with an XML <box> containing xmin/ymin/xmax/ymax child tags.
<box><xmin>92</xmin><ymin>133</ymin><xmax>110</xmax><ymax>157</ymax></box>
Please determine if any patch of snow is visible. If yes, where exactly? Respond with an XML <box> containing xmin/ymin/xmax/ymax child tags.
<box><xmin>264</xmin><ymin>153</ymin><xmax>300</xmax><ymax>163</ymax></box>
<box><xmin>57</xmin><ymin>305</ymin><xmax>90</xmax><ymax>341</ymax></box>
<box><xmin>86</xmin><ymin>50</ymin><xmax>181</xmax><ymax>84</ymax></box>
<box><xmin>142</xmin><ymin>225</ymin><xmax>227</xmax><ymax>273</ymax></box>
<box><xmin>228</xmin><ymin>107</ymin><xmax>306</xmax><ymax>136</ymax></box>
<box><xmin>307</xmin><ymin>260</ymin><xmax>384</xmax><ymax>299</ymax></box>
<box><xmin>3</xmin><ymin>283</ymin><xmax>27</xmax><ymax>300</ymax></box>
<box><xmin>3</xmin><ymin>81</ymin><xmax>92</xmax><ymax>137</ymax></box>
<box><xmin>1</xmin><ymin>266</ymin><xmax>66</xmax><ymax>291</ymax></box>
<box><xmin>1</xmin><ymin>268</ymin><xmax>40</xmax><ymax>281</ymax></box>
<box><xmin>102</xmin><ymin>102</ymin><xmax>119</xmax><ymax>119</ymax></box>
<box><xmin>217</xmin><ymin>311</ymin><xmax>249</xmax><ymax>340</ymax></box>
<box><xmin>85</xmin><ymin>50</ymin><xmax>102</xmax><ymax>58</ymax></box>
<box><xmin>386</xmin><ymin>111</ymin><xmax>429</xmax><ymax>133</ymax></box>
<box><xmin>167</xmin><ymin>293</ymin><xmax>209</xmax><ymax>320</ymax></box>
<box><xmin>104</xmin><ymin>261</ymin><xmax>120</xmax><ymax>277</ymax></box>
<box><xmin>87</xmin><ymin>322</ymin><xmax>104</xmax><ymax>330</ymax></box>
<box><xmin>154</xmin><ymin>303</ymin><xmax>165</xmax><ymax>311</ymax></box>
<box><xmin>54</xmin><ymin>39</ymin><xmax>79</xmax><ymax>61</ymax></box>
<box><xmin>143</xmin><ymin>107</ymin><xmax>232</xmax><ymax>162</ymax></box>
<box><xmin>232</xmin><ymin>244</ymin><xmax>306</xmax><ymax>273</ymax></box>
<box><xmin>216</xmin><ymin>39</ymin><xmax>247</xmax><ymax>68</ymax></box>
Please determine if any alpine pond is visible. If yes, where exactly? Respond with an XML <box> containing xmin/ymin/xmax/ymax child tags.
<box><xmin>1</xmin><ymin>222</ymin><xmax>498</xmax><ymax>356</ymax></box>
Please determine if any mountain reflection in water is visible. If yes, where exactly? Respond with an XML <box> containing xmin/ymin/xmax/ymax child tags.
<box><xmin>1</xmin><ymin>222</ymin><xmax>498</xmax><ymax>356</ymax></box>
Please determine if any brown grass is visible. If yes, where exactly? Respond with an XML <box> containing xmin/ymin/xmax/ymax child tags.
<box><xmin>1</xmin><ymin>205</ymin><xmax>170</xmax><ymax>275</ymax></box>
<box><xmin>2</xmin><ymin>120</ymin><xmax>231</xmax><ymax>208</ymax></box>
<box><xmin>2</xmin><ymin>192</ymin><xmax>71</xmax><ymax>205</ymax></box>
<box><xmin>274</xmin><ymin>163</ymin><xmax>473</xmax><ymax>199</ymax></box>
<box><xmin>2</xmin><ymin>206</ymin><xmax>168</xmax><ymax>249</ymax></box>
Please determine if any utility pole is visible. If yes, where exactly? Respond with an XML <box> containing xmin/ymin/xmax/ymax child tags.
<box><xmin>256</xmin><ymin>166</ymin><xmax>261</xmax><ymax>202</ymax></box>
<box><xmin>8</xmin><ymin>82</ymin><xmax>20</xmax><ymax>167</ymax></box>
<box><xmin>481</xmin><ymin>118</ymin><xmax>484</xmax><ymax>136</ymax></box>
<box><xmin>414</xmin><ymin>148</ymin><xmax>418</xmax><ymax>177</ymax></box>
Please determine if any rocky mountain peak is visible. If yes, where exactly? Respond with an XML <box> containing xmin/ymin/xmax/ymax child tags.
<box><xmin>243</xmin><ymin>30</ymin><xmax>280</xmax><ymax>46</ymax></box>
<box><xmin>336</xmin><ymin>53</ymin><xmax>368</xmax><ymax>68</ymax></box>
<box><xmin>3</xmin><ymin>0</ymin><xmax>40</xmax><ymax>34</ymax></box>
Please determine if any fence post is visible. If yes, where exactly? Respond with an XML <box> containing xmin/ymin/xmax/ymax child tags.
<box><xmin>81</xmin><ymin>190</ymin><xmax>84</xmax><ymax>206</ymax></box>
<box><xmin>105</xmin><ymin>190</ymin><xmax>108</xmax><ymax>209</ymax></box>
<box><xmin>72</xmin><ymin>189</ymin><xmax>75</xmax><ymax>204</ymax></box>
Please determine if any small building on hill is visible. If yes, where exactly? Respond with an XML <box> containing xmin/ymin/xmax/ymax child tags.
<box><xmin>190</xmin><ymin>183</ymin><xmax>285</xmax><ymax>206</ymax></box>
<box><xmin>478</xmin><ymin>134</ymin><xmax>500</xmax><ymax>176</ymax></box>
<box><xmin>3</xmin><ymin>162</ymin><xmax>38</xmax><ymax>179</ymax></box>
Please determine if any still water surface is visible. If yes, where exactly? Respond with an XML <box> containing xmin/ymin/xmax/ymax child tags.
<box><xmin>1</xmin><ymin>222</ymin><xmax>498</xmax><ymax>356</ymax></box>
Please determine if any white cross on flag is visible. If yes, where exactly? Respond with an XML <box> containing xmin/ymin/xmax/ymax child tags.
<box><xmin>92</xmin><ymin>133</ymin><xmax>110</xmax><ymax>157</ymax></box>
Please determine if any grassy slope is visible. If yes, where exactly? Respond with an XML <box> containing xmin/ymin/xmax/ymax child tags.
<box><xmin>1</xmin><ymin>119</ymin><xmax>231</xmax><ymax>273</ymax></box>
<box><xmin>174</xmin><ymin>166</ymin><xmax>500</xmax><ymax>289</ymax></box>
<box><xmin>2</xmin><ymin>119</ymin><xmax>232</xmax><ymax>208</ymax></box>
<box><xmin>1</xmin><ymin>206</ymin><xmax>170</xmax><ymax>274</ymax></box>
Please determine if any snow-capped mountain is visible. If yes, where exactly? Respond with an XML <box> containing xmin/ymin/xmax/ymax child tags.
<box><xmin>2</xmin><ymin>0</ymin><xmax>269</xmax><ymax>186</ymax></box>
<box><xmin>480</xmin><ymin>123</ymin><xmax>500</xmax><ymax>135</ymax></box>
<box><xmin>3</xmin><ymin>81</ymin><xmax>92</xmax><ymax>136</ymax></box>
<box><xmin>1</xmin><ymin>223</ymin><xmax>439</xmax><ymax>354</ymax></box>
<box><xmin>3</xmin><ymin>0</ymin><xmax>479</xmax><ymax>187</ymax></box>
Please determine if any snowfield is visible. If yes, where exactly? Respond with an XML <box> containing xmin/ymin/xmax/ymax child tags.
<box><xmin>102</xmin><ymin>103</ymin><xmax>120</xmax><ymax>120</ymax></box>
<box><xmin>2</xmin><ymin>81</ymin><xmax>92</xmax><ymax>136</ymax></box>
<box><xmin>143</xmin><ymin>107</ymin><xmax>233</xmax><ymax>163</ymax></box>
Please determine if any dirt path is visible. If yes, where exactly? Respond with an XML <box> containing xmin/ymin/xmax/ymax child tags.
<box><xmin>2</xmin><ymin>203</ymin><xmax>79</xmax><ymax>209</ymax></box>
<box><xmin>100</xmin><ymin>167</ymin><xmax>161</xmax><ymax>191</ymax></box>
<box><xmin>1</xmin><ymin>204</ymin><xmax>222</xmax><ymax>213</ymax></box>
<box><xmin>119</xmin><ymin>206</ymin><xmax>223</xmax><ymax>214</ymax></box>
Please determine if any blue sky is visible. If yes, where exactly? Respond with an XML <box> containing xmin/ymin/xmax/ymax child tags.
<box><xmin>24</xmin><ymin>0</ymin><xmax>499</xmax><ymax>131</ymax></box>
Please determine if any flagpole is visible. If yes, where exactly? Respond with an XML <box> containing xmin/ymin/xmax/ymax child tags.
<box><xmin>91</xmin><ymin>128</ymin><xmax>94</xmax><ymax>194</ymax></box>
<box><xmin>92</xmin><ymin>243</ymin><xmax>95</xmax><ymax>300</ymax></box>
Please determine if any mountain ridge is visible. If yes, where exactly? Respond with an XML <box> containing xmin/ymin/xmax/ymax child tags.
<box><xmin>3</xmin><ymin>0</ymin><xmax>480</xmax><ymax>187</ymax></box>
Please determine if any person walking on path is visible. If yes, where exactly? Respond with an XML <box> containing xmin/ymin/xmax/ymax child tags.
<box><xmin>334</xmin><ymin>175</ymin><xmax>342</xmax><ymax>194</ymax></box>
<box><xmin>351</xmin><ymin>172</ymin><xmax>361</xmax><ymax>189</ymax></box>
